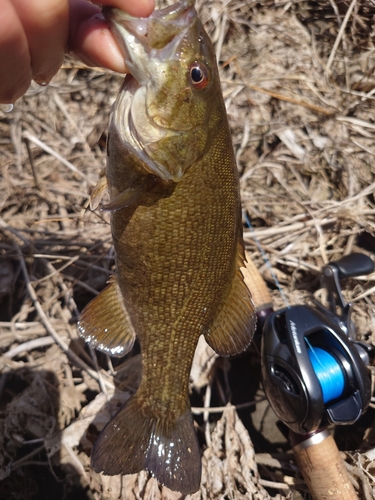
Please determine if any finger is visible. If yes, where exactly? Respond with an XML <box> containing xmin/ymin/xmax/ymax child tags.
<box><xmin>11</xmin><ymin>0</ymin><xmax>69</xmax><ymax>84</ymax></box>
<box><xmin>68</xmin><ymin>1</ymin><xmax>128</xmax><ymax>73</ymax></box>
<box><xmin>0</xmin><ymin>0</ymin><xmax>32</xmax><ymax>103</ymax></box>
<box><xmin>69</xmin><ymin>0</ymin><xmax>156</xmax><ymax>74</ymax></box>
<box><xmin>93</xmin><ymin>0</ymin><xmax>155</xmax><ymax>18</ymax></box>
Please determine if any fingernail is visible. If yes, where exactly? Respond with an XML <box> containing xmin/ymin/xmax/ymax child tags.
<box><xmin>0</xmin><ymin>103</ymin><xmax>14</xmax><ymax>113</ymax></box>
<box><xmin>34</xmin><ymin>74</ymin><xmax>53</xmax><ymax>87</ymax></box>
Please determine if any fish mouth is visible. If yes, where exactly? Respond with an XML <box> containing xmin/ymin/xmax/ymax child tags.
<box><xmin>104</xmin><ymin>1</ymin><xmax>197</xmax><ymax>182</ymax></box>
<box><xmin>103</xmin><ymin>0</ymin><xmax>196</xmax><ymax>80</ymax></box>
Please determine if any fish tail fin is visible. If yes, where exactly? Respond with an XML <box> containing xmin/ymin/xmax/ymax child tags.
<box><xmin>92</xmin><ymin>395</ymin><xmax>201</xmax><ymax>494</ymax></box>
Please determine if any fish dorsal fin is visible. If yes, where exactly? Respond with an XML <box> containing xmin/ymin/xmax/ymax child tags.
<box><xmin>78</xmin><ymin>278</ymin><xmax>136</xmax><ymax>357</ymax></box>
<box><xmin>203</xmin><ymin>241</ymin><xmax>256</xmax><ymax>356</ymax></box>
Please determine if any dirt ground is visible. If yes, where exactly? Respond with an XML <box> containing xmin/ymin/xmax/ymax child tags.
<box><xmin>1</xmin><ymin>0</ymin><xmax>375</xmax><ymax>499</ymax></box>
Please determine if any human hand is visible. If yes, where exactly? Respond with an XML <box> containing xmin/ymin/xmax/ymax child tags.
<box><xmin>0</xmin><ymin>0</ymin><xmax>155</xmax><ymax>104</ymax></box>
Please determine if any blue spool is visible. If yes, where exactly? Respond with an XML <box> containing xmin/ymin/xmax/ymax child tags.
<box><xmin>308</xmin><ymin>347</ymin><xmax>345</xmax><ymax>404</ymax></box>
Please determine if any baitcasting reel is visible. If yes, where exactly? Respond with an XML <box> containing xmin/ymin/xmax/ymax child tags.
<box><xmin>261</xmin><ymin>253</ymin><xmax>374</xmax><ymax>435</ymax></box>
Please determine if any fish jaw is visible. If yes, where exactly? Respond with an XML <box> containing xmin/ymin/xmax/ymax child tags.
<box><xmin>104</xmin><ymin>0</ymin><xmax>218</xmax><ymax>183</ymax></box>
<box><xmin>103</xmin><ymin>0</ymin><xmax>196</xmax><ymax>81</ymax></box>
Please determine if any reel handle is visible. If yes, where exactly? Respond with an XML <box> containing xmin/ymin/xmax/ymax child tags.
<box><xmin>291</xmin><ymin>430</ymin><xmax>357</xmax><ymax>500</ymax></box>
<box><xmin>330</xmin><ymin>253</ymin><xmax>374</xmax><ymax>279</ymax></box>
<box><xmin>321</xmin><ymin>253</ymin><xmax>374</xmax><ymax>328</ymax></box>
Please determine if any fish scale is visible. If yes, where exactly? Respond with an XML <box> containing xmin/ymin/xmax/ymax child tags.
<box><xmin>78</xmin><ymin>0</ymin><xmax>256</xmax><ymax>494</ymax></box>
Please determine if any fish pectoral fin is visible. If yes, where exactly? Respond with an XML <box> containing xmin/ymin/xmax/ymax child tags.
<box><xmin>102</xmin><ymin>186</ymin><xmax>143</xmax><ymax>211</ymax></box>
<box><xmin>77</xmin><ymin>278</ymin><xmax>136</xmax><ymax>357</ymax></box>
<box><xmin>204</xmin><ymin>242</ymin><xmax>257</xmax><ymax>356</ymax></box>
<box><xmin>90</xmin><ymin>169</ymin><xmax>108</xmax><ymax>210</ymax></box>
<box><xmin>92</xmin><ymin>396</ymin><xmax>201</xmax><ymax>495</ymax></box>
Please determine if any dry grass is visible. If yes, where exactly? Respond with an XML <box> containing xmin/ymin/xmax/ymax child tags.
<box><xmin>1</xmin><ymin>0</ymin><xmax>375</xmax><ymax>498</ymax></box>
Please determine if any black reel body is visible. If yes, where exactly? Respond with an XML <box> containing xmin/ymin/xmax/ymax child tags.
<box><xmin>261</xmin><ymin>253</ymin><xmax>373</xmax><ymax>435</ymax></box>
<box><xmin>261</xmin><ymin>305</ymin><xmax>371</xmax><ymax>434</ymax></box>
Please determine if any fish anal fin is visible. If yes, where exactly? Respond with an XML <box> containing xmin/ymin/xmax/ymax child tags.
<box><xmin>204</xmin><ymin>243</ymin><xmax>256</xmax><ymax>356</ymax></box>
<box><xmin>78</xmin><ymin>279</ymin><xmax>136</xmax><ymax>357</ymax></box>
<box><xmin>92</xmin><ymin>396</ymin><xmax>201</xmax><ymax>495</ymax></box>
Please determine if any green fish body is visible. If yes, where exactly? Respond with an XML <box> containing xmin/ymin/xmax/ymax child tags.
<box><xmin>78</xmin><ymin>0</ymin><xmax>255</xmax><ymax>493</ymax></box>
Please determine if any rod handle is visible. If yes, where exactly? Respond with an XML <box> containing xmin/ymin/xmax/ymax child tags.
<box><xmin>292</xmin><ymin>431</ymin><xmax>358</xmax><ymax>500</ymax></box>
<box><xmin>242</xmin><ymin>251</ymin><xmax>273</xmax><ymax>311</ymax></box>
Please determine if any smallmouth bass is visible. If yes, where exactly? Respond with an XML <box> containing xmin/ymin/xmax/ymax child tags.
<box><xmin>78</xmin><ymin>0</ymin><xmax>256</xmax><ymax>494</ymax></box>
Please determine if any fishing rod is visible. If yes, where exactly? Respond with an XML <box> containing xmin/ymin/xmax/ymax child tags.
<box><xmin>244</xmin><ymin>251</ymin><xmax>374</xmax><ymax>500</ymax></box>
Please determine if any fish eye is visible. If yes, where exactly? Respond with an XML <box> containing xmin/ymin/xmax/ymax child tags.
<box><xmin>189</xmin><ymin>62</ymin><xmax>209</xmax><ymax>90</ymax></box>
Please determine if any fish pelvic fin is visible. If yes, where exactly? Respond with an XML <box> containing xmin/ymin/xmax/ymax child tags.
<box><xmin>204</xmin><ymin>241</ymin><xmax>257</xmax><ymax>356</ymax></box>
<box><xmin>77</xmin><ymin>278</ymin><xmax>136</xmax><ymax>357</ymax></box>
<box><xmin>92</xmin><ymin>395</ymin><xmax>202</xmax><ymax>495</ymax></box>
